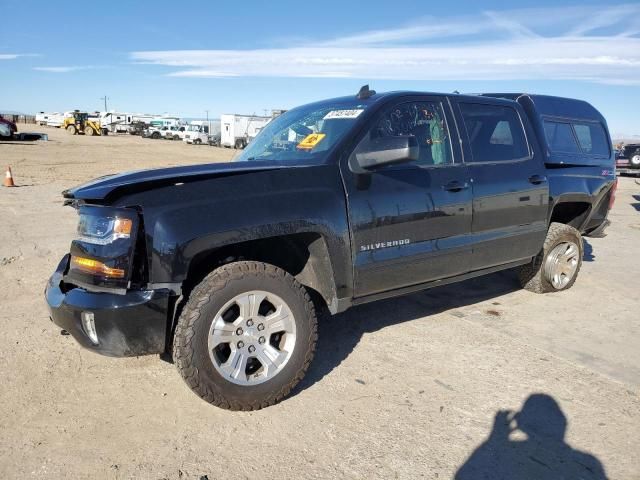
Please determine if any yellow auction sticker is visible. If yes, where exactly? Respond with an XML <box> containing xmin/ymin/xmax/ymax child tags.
<box><xmin>297</xmin><ymin>133</ymin><xmax>326</xmax><ymax>150</ymax></box>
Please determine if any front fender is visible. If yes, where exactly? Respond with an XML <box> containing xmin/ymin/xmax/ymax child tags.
<box><xmin>118</xmin><ymin>164</ymin><xmax>353</xmax><ymax>301</ymax></box>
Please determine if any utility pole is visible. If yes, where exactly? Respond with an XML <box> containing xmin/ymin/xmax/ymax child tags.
<box><xmin>100</xmin><ymin>96</ymin><xmax>108</xmax><ymax>111</ymax></box>
<box><xmin>205</xmin><ymin>110</ymin><xmax>209</xmax><ymax>121</ymax></box>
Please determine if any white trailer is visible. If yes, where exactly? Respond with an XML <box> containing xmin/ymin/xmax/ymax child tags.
<box><xmin>44</xmin><ymin>112</ymin><xmax>65</xmax><ymax>127</ymax></box>
<box><xmin>35</xmin><ymin>112</ymin><xmax>48</xmax><ymax>125</ymax></box>
<box><xmin>220</xmin><ymin>114</ymin><xmax>270</xmax><ymax>149</ymax></box>
<box><xmin>99</xmin><ymin>112</ymin><xmax>155</xmax><ymax>134</ymax></box>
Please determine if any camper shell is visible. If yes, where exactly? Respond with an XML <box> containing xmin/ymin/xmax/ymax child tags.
<box><xmin>482</xmin><ymin>94</ymin><xmax>613</xmax><ymax>168</ymax></box>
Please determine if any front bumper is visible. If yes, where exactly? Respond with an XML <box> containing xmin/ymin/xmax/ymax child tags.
<box><xmin>45</xmin><ymin>255</ymin><xmax>171</xmax><ymax>357</ymax></box>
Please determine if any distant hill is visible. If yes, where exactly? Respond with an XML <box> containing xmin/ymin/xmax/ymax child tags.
<box><xmin>613</xmin><ymin>135</ymin><xmax>640</xmax><ymax>144</ymax></box>
<box><xmin>0</xmin><ymin>110</ymin><xmax>28</xmax><ymax>116</ymax></box>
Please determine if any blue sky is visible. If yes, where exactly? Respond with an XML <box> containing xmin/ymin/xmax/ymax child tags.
<box><xmin>1</xmin><ymin>0</ymin><xmax>639</xmax><ymax>136</ymax></box>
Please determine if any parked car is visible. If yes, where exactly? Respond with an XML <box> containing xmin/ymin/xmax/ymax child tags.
<box><xmin>0</xmin><ymin>114</ymin><xmax>18</xmax><ymax>138</ymax></box>
<box><xmin>128</xmin><ymin>121</ymin><xmax>149</xmax><ymax>136</ymax></box>
<box><xmin>142</xmin><ymin>125</ymin><xmax>169</xmax><ymax>139</ymax></box>
<box><xmin>160</xmin><ymin>125</ymin><xmax>187</xmax><ymax>140</ymax></box>
<box><xmin>46</xmin><ymin>87</ymin><xmax>616</xmax><ymax>410</ymax></box>
<box><xmin>183</xmin><ymin>124</ymin><xmax>209</xmax><ymax>145</ymax></box>
<box><xmin>616</xmin><ymin>143</ymin><xmax>640</xmax><ymax>175</ymax></box>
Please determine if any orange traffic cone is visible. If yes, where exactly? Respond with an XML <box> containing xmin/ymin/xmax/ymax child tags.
<box><xmin>4</xmin><ymin>166</ymin><xmax>16</xmax><ymax>187</ymax></box>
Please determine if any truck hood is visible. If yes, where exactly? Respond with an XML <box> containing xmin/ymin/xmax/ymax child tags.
<box><xmin>63</xmin><ymin>161</ymin><xmax>287</xmax><ymax>201</ymax></box>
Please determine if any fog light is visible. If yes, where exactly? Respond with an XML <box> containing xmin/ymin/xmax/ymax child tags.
<box><xmin>81</xmin><ymin>311</ymin><xmax>98</xmax><ymax>345</ymax></box>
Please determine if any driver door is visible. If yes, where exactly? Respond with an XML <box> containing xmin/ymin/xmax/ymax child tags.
<box><xmin>341</xmin><ymin>97</ymin><xmax>473</xmax><ymax>298</ymax></box>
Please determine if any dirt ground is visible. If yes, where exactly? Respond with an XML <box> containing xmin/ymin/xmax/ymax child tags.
<box><xmin>1</xmin><ymin>125</ymin><xmax>639</xmax><ymax>479</ymax></box>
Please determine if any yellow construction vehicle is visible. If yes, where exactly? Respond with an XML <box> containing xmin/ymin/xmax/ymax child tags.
<box><xmin>62</xmin><ymin>111</ymin><xmax>102</xmax><ymax>136</ymax></box>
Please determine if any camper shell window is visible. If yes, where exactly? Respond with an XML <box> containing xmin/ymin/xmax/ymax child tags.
<box><xmin>543</xmin><ymin>119</ymin><xmax>610</xmax><ymax>157</ymax></box>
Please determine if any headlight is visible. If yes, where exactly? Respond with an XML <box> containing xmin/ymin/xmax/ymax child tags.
<box><xmin>77</xmin><ymin>214</ymin><xmax>133</xmax><ymax>245</ymax></box>
<box><xmin>65</xmin><ymin>205</ymin><xmax>140</xmax><ymax>291</ymax></box>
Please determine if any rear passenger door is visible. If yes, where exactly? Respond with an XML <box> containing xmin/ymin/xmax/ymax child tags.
<box><xmin>453</xmin><ymin>100</ymin><xmax>549</xmax><ymax>270</ymax></box>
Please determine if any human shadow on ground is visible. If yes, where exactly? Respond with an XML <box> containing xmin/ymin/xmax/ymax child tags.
<box><xmin>293</xmin><ymin>269</ymin><xmax>520</xmax><ymax>395</ymax></box>
<box><xmin>583</xmin><ymin>238</ymin><xmax>595</xmax><ymax>262</ymax></box>
<box><xmin>455</xmin><ymin>393</ymin><xmax>608</xmax><ymax>480</ymax></box>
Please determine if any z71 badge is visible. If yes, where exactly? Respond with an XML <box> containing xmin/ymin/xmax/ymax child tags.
<box><xmin>360</xmin><ymin>239</ymin><xmax>410</xmax><ymax>252</ymax></box>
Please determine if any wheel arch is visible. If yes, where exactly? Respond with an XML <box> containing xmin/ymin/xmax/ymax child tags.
<box><xmin>182</xmin><ymin>232</ymin><xmax>339</xmax><ymax>315</ymax></box>
<box><xmin>548</xmin><ymin>199</ymin><xmax>592</xmax><ymax>230</ymax></box>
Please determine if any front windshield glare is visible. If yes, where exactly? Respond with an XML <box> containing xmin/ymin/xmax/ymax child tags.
<box><xmin>235</xmin><ymin>102</ymin><xmax>369</xmax><ymax>164</ymax></box>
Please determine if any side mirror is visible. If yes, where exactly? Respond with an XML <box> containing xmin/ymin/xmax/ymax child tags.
<box><xmin>352</xmin><ymin>135</ymin><xmax>419</xmax><ymax>173</ymax></box>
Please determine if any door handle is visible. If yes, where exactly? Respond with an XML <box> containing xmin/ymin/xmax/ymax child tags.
<box><xmin>528</xmin><ymin>174</ymin><xmax>547</xmax><ymax>185</ymax></box>
<box><xmin>443</xmin><ymin>181</ymin><xmax>469</xmax><ymax>192</ymax></box>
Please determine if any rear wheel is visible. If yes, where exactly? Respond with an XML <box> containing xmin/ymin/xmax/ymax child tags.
<box><xmin>518</xmin><ymin>222</ymin><xmax>583</xmax><ymax>293</ymax></box>
<box><xmin>173</xmin><ymin>134</ymin><xmax>180</xmax><ymax>141</ymax></box>
<box><xmin>66</xmin><ymin>125</ymin><xmax>77</xmax><ymax>135</ymax></box>
<box><xmin>194</xmin><ymin>138</ymin><xmax>202</xmax><ymax>145</ymax></box>
<box><xmin>173</xmin><ymin>261</ymin><xmax>317</xmax><ymax>410</ymax></box>
<box><xmin>631</xmin><ymin>153</ymin><xmax>640</xmax><ymax>167</ymax></box>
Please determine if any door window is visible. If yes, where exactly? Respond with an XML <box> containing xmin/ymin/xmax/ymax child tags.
<box><xmin>360</xmin><ymin>101</ymin><xmax>453</xmax><ymax>166</ymax></box>
<box><xmin>459</xmin><ymin>103</ymin><xmax>530</xmax><ymax>162</ymax></box>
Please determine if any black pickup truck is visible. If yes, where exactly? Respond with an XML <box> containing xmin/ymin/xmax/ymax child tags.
<box><xmin>46</xmin><ymin>87</ymin><xmax>617</xmax><ymax>410</ymax></box>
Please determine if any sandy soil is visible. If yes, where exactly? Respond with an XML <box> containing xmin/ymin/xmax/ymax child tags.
<box><xmin>0</xmin><ymin>125</ymin><xmax>638</xmax><ymax>479</ymax></box>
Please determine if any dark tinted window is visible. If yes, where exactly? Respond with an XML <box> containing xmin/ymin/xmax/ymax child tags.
<box><xmin>573</xmin><ymin>122</ymin><xmax>609</xmax><ymax>156</ymax></box>
<box><xmin>544</xmin><ymin>120</ymin><xmax>610</xmax><ymax>156</ymax></box>
<box><xmin>460</xmin><ymin>103</ymin><xmax>529</xmax><ymax>162</ymax></box>
<box><xmin>544</xmin><ymin>121</ymin><xmax>580</xmax><ymax>153</ymax></box>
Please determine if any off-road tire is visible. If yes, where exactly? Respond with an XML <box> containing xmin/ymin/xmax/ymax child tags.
<box><xmin>85</xmin><ymin>126</ymin><xmax>95</xmax><ymax>136</ymax></box>
<box><xmin>173</xmin><ymin>261</ymin><xmax>318</xmax><ymax>410</ymax></box>
<box><xmin>66</xmin><ymin>125</ymin><xmax>77</xmax><ymax>135</ymax></box>
<box><xmin>518</xmin><ymin>222</ymin><xmax>583</xmax><ymax>293</ymax></box>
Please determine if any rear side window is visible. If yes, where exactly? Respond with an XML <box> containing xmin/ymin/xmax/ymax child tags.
<box><xmin>543</xmin><ymin>120</ymin><xmax>609</xmax><ymax>156</ymax></box>
<box><xmin>573</xmin><ymin>122</ymin><xmax>609</xmax><ymax>156</ymax></box>
<box><xmin>544</xmin><ymin>121</ymin><xmax>580</xmax><ymax>153</ymax></box>
<box><xmin>459</xmin><ymin>103</ymin><xmax>529</xmax><ymax>162</ymax></box>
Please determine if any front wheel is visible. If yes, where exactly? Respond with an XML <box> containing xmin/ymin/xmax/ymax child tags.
<box><xmin>66</xmin><ymin>125</ymin><xmax>77</xmax><ymax>135</ymax></box>
<box><xmin>518</xmin><ymin>222</ymin><xmax>583</xmax><ymax>293</ymax></box>
<box><xmin>173</xmin><ymin>261</ymin><xmax>317</xmax><ymax>410</ymax></box>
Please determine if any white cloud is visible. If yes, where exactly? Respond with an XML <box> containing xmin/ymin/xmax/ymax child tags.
<box><xmin>33</xmin><ymin>65</ymin><xmax>104</xmax><ymax>73</ymax></box>
<box><xmin>131</xmin><ymin>4</ymin><xmax>640</xmax><ymax>85</ymax></box>
<box><xmin>0</xmin><ymin>53</ymin><xmax>37</xmax><ymax>60</ymax></box>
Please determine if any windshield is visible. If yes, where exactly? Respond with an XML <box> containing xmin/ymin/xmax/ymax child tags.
<box><xmin>235</xmin><ymin>99</ymin><xmax>371</xmax><ymax>164</ymax></box>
